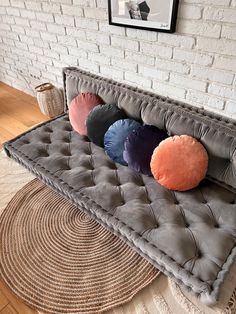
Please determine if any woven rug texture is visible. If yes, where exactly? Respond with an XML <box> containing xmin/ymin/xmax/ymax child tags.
<box><xmin>0</xmin><ymin>178</ymin><xmax>159</xmax><ymax>313</ymax></box>
<box><xmin>0</xmin><ymin>151</ymin><xmax>236</xmax><ymax>314</ymax></box>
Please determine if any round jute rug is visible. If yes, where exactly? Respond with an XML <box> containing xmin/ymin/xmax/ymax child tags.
<box><xmin>0</xmin><ymin>178</ymin><xmax>159</xmax><ymax>314</ymax></box>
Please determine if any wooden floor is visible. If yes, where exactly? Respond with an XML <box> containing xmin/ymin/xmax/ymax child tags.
<box><xmin>0</xmin><ymin>82</ymin><xmax>49</xmax><ymax>313</ymax></box>
<box><xmin>0</xmin><ymin>82</ymin><xmax>48</xmax><ymax>148</ymax></box>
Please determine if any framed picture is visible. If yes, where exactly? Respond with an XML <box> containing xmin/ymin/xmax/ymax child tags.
<box><xmin>108</xmin><ymin>0</ymin><xmax>179</xmax><ymax>33</ymax></box>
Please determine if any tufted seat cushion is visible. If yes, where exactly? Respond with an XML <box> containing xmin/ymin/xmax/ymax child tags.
<box><xmin>4</xmin><ymin>67</ymin><xmax>236</xmax><ymax>306</ymax></box>
<box><xmin>4</xmin><ymin>114</ymin><xmax>236</xmax><ymax>306</ymax></box>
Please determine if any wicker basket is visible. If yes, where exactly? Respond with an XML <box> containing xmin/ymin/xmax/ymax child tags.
<box><xmin>35</xmin><ymin>83</ymin><xmax>64</xmax><ymax>118</ymax></box>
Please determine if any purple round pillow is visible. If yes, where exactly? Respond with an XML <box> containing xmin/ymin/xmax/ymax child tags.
<box><xmin>123</xmin><ymin>125</ymin><xmax>168</xmax><ymax>176</ymax></box>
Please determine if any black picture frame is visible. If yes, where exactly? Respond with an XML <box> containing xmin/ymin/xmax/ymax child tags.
<box><xmin>108</xmin><ymin>0</ymin><xmax>179</xmax><ymax>33</ymax></box>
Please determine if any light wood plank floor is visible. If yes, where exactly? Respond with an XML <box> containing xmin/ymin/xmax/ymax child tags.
<box><xmin>0</xmin><ymin>82</ymin><xmax>49</xmax><ymax>148</ymax></box>
<box><xmin>0</xmin><ymin>82</ymin><xmax>50</xmax><ymax>313</ymax></box>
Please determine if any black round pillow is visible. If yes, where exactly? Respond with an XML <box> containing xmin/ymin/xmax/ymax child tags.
<box><xmin>86</xmin><ymin>104</ymin><xmax>127</xmax><ymax>147</ymax></box>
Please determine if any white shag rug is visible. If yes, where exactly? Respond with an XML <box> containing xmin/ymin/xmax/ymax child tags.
<box><xmin>0</xmin><ymin>149</ymin><xmax>235</xmax><ymax>314</ymax></box>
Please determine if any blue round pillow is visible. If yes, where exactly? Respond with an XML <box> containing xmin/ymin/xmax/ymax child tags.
<box><xmin>123</xmin><ymin>125</ymin><xmax>168</xmax><ymax>176</ymax></box>
<box><xmin>104</xmin><ymin>119</ymin><xmax>141</xmax><ymax>165</ymax></box>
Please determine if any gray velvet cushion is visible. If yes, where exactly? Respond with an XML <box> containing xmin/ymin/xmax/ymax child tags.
<box><xmin>4</xmin><ymin>67</ymin><xmax>236</xmax><ymax>306</ymax></box>
<box><xmin>4</xmin><ymin>114</ymin><xmax>236</xmax><ymax>306</ymax></box>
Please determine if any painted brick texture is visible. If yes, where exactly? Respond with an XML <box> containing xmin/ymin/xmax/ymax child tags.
<box><xmin>0</xmin><ymin>0</ymin><xmax>236</xmax><ymax>118</ymax></box>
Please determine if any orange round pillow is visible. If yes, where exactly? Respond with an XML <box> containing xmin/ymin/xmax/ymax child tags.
<box><xmin>69</xmin><ymin>93</ymin><xmax>103</xmax><ymax>136</ymax></box>
<box><xmin>150</xmin><ymin>135</ymin><xmax>208</xmax><ymax>191</ymax></box>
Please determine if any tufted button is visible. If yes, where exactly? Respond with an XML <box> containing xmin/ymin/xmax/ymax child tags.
<box><xmin>202</xmin><ymin>200</ymin><xmax>208</xmax><ymax>204</ymax></box>
<box><xmin>185</xmin><ymin>223</ymin><xmax>190</xmax><ymax>228</ymax></box>
<box><xmin>64</xmin><ymin>127</ymin><xmax>72</xmax><ymax>132</ymax></box>
<box><xmin>40</xmin><ymin>151</ymin><xmax>49</xmax><ymax>157</ymax></box>
<box><xmin>109</xmin><ymin>165</ymin><xmax>117</xmax><ymax>170</ymax></box>
<box><xmin>230</xmin><ymin>200</ymin><xmax>235</xmax><ymax>204</ymax></box>
<box><xmin>63</xmin><ymin>138</ymin><xmax>71</xmax><ymax>143</ymax></box>
<box><xmin>60</xmin><ymin>163</ymin><xmax>70</xmax><ymax>170</ymax></box>
<box><xmin>44</xmin><ymin>128</ymin><xmax>53</xmax><ymax>133</ymax></box>
<box><xmin>197</xmin><ymin>251</ymin><xmax>203</xmax><ymax>258</ymax></box>
<box><xmin>42</xmin><ymin>137</ymin><xmax>51</xmax><ymax>144</ymax></box>
<box><xmin>83</xmin><ymin>150</ymin><xmax>91</xmax><ymax>155</ymax></box>
<box><xmin>214</xmin><ymin>223</ymin><xmax>220</xmax><ymax>228</ymax></box>
<box><xmin>174</xmin><ymin>201</ymin><xmax>179</xmax><ymax>205</ymax></box>
<box><xmin>83</xmin><ymin>137</ymin><xmax>90</xmax><ymax>142</ymax></box>
<box><xmin>63</xmin><ymin>151</ymin><xmax>72</xmax><ymax>157</ymax></box>
<box><xmin>117</xmin><ymin>200</ymin><xmax>125</xmax><ymax>207</ymax></box>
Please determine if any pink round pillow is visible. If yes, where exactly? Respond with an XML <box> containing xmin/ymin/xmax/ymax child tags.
<box><xmin>69</xmin><ymin>93</ymin><xmax>103</xmax><ymax>136</ymax></box>
<box><xmin>150</xmin><ymin>135</ymin><xmax>208</xmax><ymax>191</ymax></box>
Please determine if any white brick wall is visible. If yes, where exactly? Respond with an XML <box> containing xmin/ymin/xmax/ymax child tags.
<box><xmin>0</xmin><ymin>0</ymin><xmax>236</xmax><ymax>119</ymax></box>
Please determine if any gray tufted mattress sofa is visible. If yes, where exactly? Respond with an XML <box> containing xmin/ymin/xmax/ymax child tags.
<box><xmin>4</xmin><ymin>67</ymin><xmax>236</xmax><ymax>306</ymax></box>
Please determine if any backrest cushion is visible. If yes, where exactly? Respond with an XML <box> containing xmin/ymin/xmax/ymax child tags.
<box><xmin>86</xmin><ymin>104</ymin><xmax>127</xmax><ymax>147</ymax></box>
<box><xmin>123</xmin><ymin>125</ymin><xmax>168</xmax><ymax>176</ymax></box>
<box><xmin>104</xmin><ymin>119</ymin><xmax>141</xmax><ymax>165</ymax></box>
<box><xmin>69</xmin><ymin>92</ymin><xmax>103</xmax><ymax>136</ymax></box>
<box><xmin>63</xmin><ymin>68</ymin><xmax>236</xmax><ymax>192</ymax></box>
<box><xmin>151</xmin><ymin>135</ymin><xmax>209</xmax><ymax>191</ymax></box>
